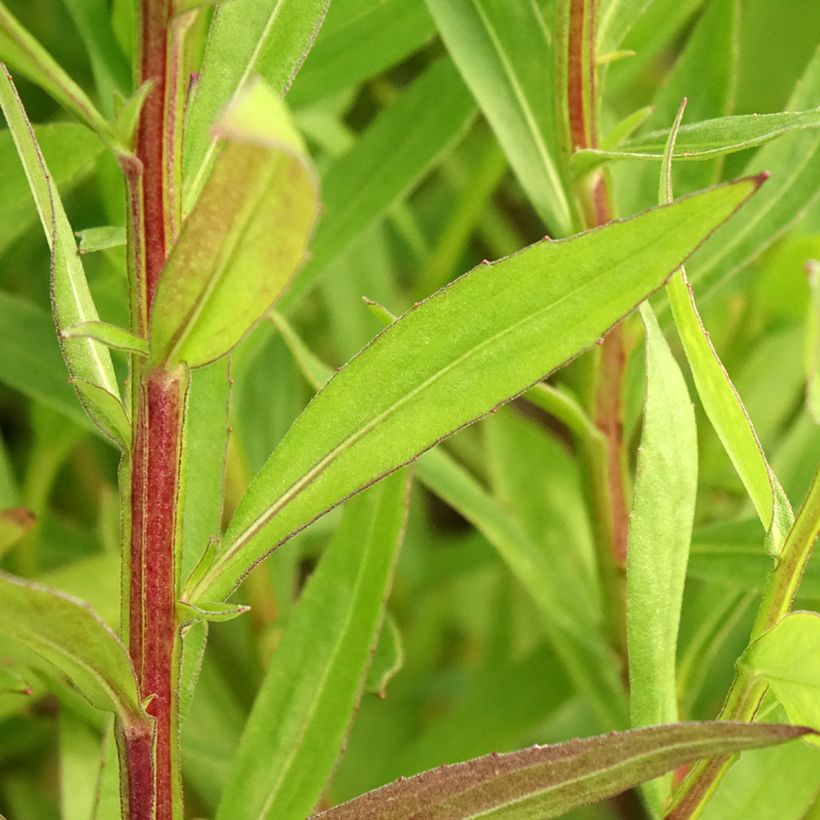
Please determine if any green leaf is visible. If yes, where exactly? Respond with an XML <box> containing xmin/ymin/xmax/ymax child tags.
<box><xmin>63</xmin><ymin>321</ymin><xmax>147</xmax><ymax>356</ymax></box>
<box><xmin>280</xmin><ymin>59</ymin><xmax>476</xmax><ymax>310</ymax></box>
<box><xmin>365</xmin><ymin>612</ymin><xmax>404</xmax><ymax>698</ymax></box>
<box><xmin>183</xmin><ymin>0</ymin><xmax>329</xmax><ymax>210</ymax></box>
<box><xmin>425</xmin><ymin>0</ymin><xmax>571</xmax><ymax>236</ymax></box>
<box><xmin>0</xmin><ymin>6</ymin><xmax>115</xmax><ymax>146</ymax></box>
<box><xmin>59</xmin><ymin>710</ymin><xmax>106</xmax><ymax>820</ymax></box>
<box><xmin>150</xmin><ymin>80</ymin><xmax>319</xmax><ymax>369</ymax></box>
<box><xmin>0</xmin><ymin>68</ymin><xmax>125</xmax><ymax>447</ymax></box>
<box><xmin>690</xmin><ymin>44</ymin><xmax>820</xmax><ymax>294</ymax></box>
<box><xmin>597</xmin><ymin>0</ymin><xmax>654</xmax><ymax>54</ymax></box>
<box><xmin>314</xmin><ymin>722</ymin><xmax>812</xmax><ymax>819</ymax></box>
<box><xmin>627</xmin><ymin>304</ymin><xmax>697</xmax><ymax>812</ymax></box>
<box><xmin>0</xmin><ymin>507</ymin><xmax>34</xmax><ymax>558</ymax></box>
<box><xmin>808</xmin><ymin>260</ymin><xmax>820</xmax><ymax>423</ymax></box>
<box><xmin>289</xmin><ymin>0</ymin><xmax>436</xmax><ymax>105</ymax></box>
<box><xmin>576</xmin><ymin>109</ymin><xmax>820</xmax><ymax>170</ymax></box>
<box><xmin>177</xmin><ymin>600</ymin><xmax>249</xmax><ymax>624</ymax></box>
<box><xmin>0</xmin><ymin>572</ymin><xmax>146</xmax><ymax>726</ymax></box>
<box><xmin>0</xmin><ymin>123</ymin><xmax>102</xmax><ymax>257</ymax></box>
<box><xmin>76</xmin><ymin>225</ymin><xmax>127</xmax><ymax>254</ymax></box>
<box><xmin>216</xmin><ymin>471</ymin><xmax>410</xmax><ymax>820</ymax></box>
<box><xmin>742</xmin><ymin>612</ymin><xmax>820</xmax><ymax>743</ymax></box>
<box><xmin>187</xmin><ymin>177</ymin><xmax>762</xmax><ymax>604</ymax></box>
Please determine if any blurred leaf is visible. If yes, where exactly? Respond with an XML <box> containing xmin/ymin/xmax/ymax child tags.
<box><xmin>597</xmin><ymin>0</ymin><xmax>654</xmax><ymax>54</ymax></box>
<box><xmin>691</xmin><ymin>45</ymin><xmax>820</xmax><ymax>294</ymax></box>
<box><xmin>0</xmin><ymin>572</ymin><xmax>146</xmax><ymax>726</ymax></box>
<box><xmin>58</xmin><ymin>710</ymin><xmax>103</xmax><ymax>820</ymax></box>
<box><xmin>289</xmin><ymin>0</ymin><xmax>435</xmax><ymax>105</ymax></box>
<box><xmin>281</xmin><ymin>59</ymin><xmax>476</xmax><ymax>310</ymax></box>
<box><xmin>91</xmin><ymin>722</ymin><xmax>121</xmax><ymax>819</ymax></box>
<box><xmin>76</xmin><ymin>225</ymin><xmax>126</xmax><ymax>254</ymax></box>
<box><xmin>0</xmin><ymin>68</ymin><xmax>125</xmax><ymax>447</ymax></box>
<box><xmin>216</xmin><ymin>471</ymin><xmax>410</xmax><ymax>820</ymax></box>
<box><xmin>0</xmin><ymin>4</ymin><xmax>114</xmax><ymax>144</ymax></box>
<box><xmin>315</xmin><ymin>723</ymin><xmax>811</xmax><ymax>819</ymax></box>
<box><xmin>808</xmin><ymin>260</ymin><xmax>820</xmax><ymax>423</ymax></box>
<box><xmin>0</xmin><ymin>122</ymin><xmax>102</xmax><ymax>256</ymax></box>
<box><xmin>0</xmin><ymin>507</ymin><xmax>35</xmax><ymax>557</ymax></box>
<box><xmin>742</xmin><ymin>612</ymin><xmax>820</xmax><ymax>744</ymax></box>
<box><xmin>189</xmin><ymin>178</ymin><xmax>762</xmax><ymax>604</ymax></box>
<box><xmin>365</xmin><ymin>612</ymin><xmax>404</xmax><ymax>698</ymax></box>
<box><xmin>151</xmin><ymin>80</ymin><xmax>319</xmax><ymax>369</ymax></box>
<box><xmin>425</xmin><ymin>0</ymin><xmax>571</xmax><ymax>236</ymax></box>
<box><xmin>183</xmin><ymin>0</ymin><xmax>329</xmax><ymax>209</ymax></box>
<box><xmin>627</xmin><ymin>305</ymin><xmax>697</xmax><ymax>812</ymax></box>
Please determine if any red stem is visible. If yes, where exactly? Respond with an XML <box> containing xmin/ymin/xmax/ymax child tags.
<box><xmin>121</xmin><ymin>722</ymin><xmax>157</xmax><ymax>820</ymax></box>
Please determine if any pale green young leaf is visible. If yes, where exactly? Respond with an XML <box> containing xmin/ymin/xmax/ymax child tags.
<box><xmin>0</xmin><ymin>572</ymin><xmax>146</xmax><ymax>726</ymax></box>
<box><xmin>183</xmin><ymin>0</ymin><xmax>329</xmax><ymax>210</ymax></box>
<box><xmin>597</xmin><ymin>0</ymin><xmax>654</xmax><ymax>54</ymax></box>
<box><xmin>316</xmin><ymin>723</ymin><xmax>812</xmax><ymax>819</ymax></box>
<box><xmin>0</xmin><ymin>68</ymin><xmax>125</xmax><ymax>447</ymax></box>
<box><xmin>0</xmin><ymin>5</ymin><xmax>115</xmax><ymax>145</ymax></box>
<box><xmin>150</xmin><ymin>80</ymin><xmax>319</xmax><ymax>369</ymax></box>
<box><xmin>425</xmin><ymin>0</ymin><xmax>572</xmax><ymax>236</ymax></box>
<box><xmin>741</xmin><ymin>612</ymin><xmax>820</xmax><ymax>743</ymax></box>
<box><xmin>76</xmin><ymin>225</ymin><xmax>127</xmax><ymax>254</ymax></box>
<box><xmin>112</xmin><ymin>80</ymin><xmax>153</xmax><ymax>149</ymax></box>
<box><xmin>627</xmin><ymin>304</ymin><xmax>697</xmax><ymax>813</ymax></box>
<box><xmin>600</xmin><ymin>105</ymin><xmax>654</xmax><ymax>150</ymax></box>
<box><xmin>289</xmin><ymin>0</ymin><xmax>436</xmax><ymax>105</ymax></box>
<box><xmin>691</xmin><ymin>44</ymin><xmax>820</xmax><ymax>294</ymax></box>
<box><xmin>279</xmin><ymin>59</ymin><xmax>476</xmax><ymax>310</ymax></box>
<box><xmin>216</xmin><ymin>471</ymin><xmax>410</xmax><ymax>820</ymax></box>
<box><xmin>188</xmin><ymin>178</ymin><xmax>762</xmax><ymax>605</ymax></box>
<box><xmin>63</xmin><ymin>321</ymin><xmax>147</xmax><ymax>356</ymax></box>
<box><xmin>0</xmin><ymin>123</ymin><xmax>102</xmax><ymax>257</ymax></box>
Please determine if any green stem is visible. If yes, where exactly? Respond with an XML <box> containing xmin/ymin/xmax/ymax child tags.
<box><xmin>667</xmin><ymin>467</ymin><xmax>820</xmax><ymax>818</ymax></box>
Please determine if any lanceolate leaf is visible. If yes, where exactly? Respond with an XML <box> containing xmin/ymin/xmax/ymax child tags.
<box><xmin>183</xmin><ymin>0</ymin><xmax>329</xmax><ymax>210</ymax></box>
<box><xmin>597</xmin><ymin>0</ymin><xmax>654</xmax><ymax>55</ymax></box>
<box><xmin>280</xmin><ymin>59</ymin><xmax>476</xmax><ymax>310</ymax></box>
<box><xmin>150</xmin><ymin>80</ymin><xmax>319</xmax><ymax>369</ymax></box>
<box><xmin>0</xmin><ymin>572</ymin><xmax>146</xmax><ymax>726</ymax></box>
<box><xmin>314</xmin><ymin>723</ymin><xmax>811</xmax><ymax>819</ymax></box>
<box><xmin>575</xmin><ymin>108</ymin><xmax>820</xmax><ymax>171</ymax></box>
<box><xmin>216</xmin><ymin>471</ymin><xmax>410</xmax><ymax>820</ymax></box>
<box><xmin>0</xmin><ymin>67</ymin><xmax>125</xmax><ymax>447</ymax></box>
<box><xmin>63</xmin><ymin>321</ymin><xmax>148</xmax><ymax>356</ymax></box>
<box><xmin>425</xmin><ymin>0</ymin><xmax>572</xmax><ymax>236</ymax></box>
<box><xmin>627</xmin><ymin>304</ymin><xmax>697</xmax><ymax>812</ymax></box>
<box><xmin>186</xmin><ymin>178</ymin><xmax>762</xmax><ymax>603</ymax></box>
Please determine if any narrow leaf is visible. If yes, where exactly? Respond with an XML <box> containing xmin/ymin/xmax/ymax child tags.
<box><xmin>216</xmin><ymin>471</ymin><xmax>410</xmax><ymax>820</ymax></box>
<box><xmin>187</xmin><ymin>178</ymin><xmax>762</xmax><ymax>604</ymax></box>
<box><xmin>280</xmin><ymin>59</ymin><xmax>476</xmax><ymax>310</ymax></box>
<box><xmin>0</xmin><ymin>572</ymin><xmax>146</xmax><ymax>726</ymax></box>
<box><xmin>150</xmin><ymin>80</ymin><xmax>319</xmax><ymax>369</ymax></box>
<box><xmin>597</xmin><ymin>0</ymin><xmax>654</xmax><ymax>54</ymax></box>
<box><xmin>365</xmin><ymin>612</ymin><xmax>404</xmax><ymax>698</ymax></box>
<box><xmin>425</xmin><ymin>0</ymin><xmax>572</xmax><ymax>235</ymax></box>
<box><xmin>741</xmin><ymin>612</ymin><xmax>820</xmax><ymax>743</ymax></box>
<box><xmin>0</xmin><ymin>67</ymin><xmax>125</xmax><ymax>447</ymax></box>
<box><xmin>315</xmin><ymin>722</ymin><xmax>812</xmax><ymax>819</ymax></box>
<box><xmin>808</xmin><ymin>260</ymin><xmax>820</xmax><ymax>423</ymax></box>
<box><xmin>64</xmin><ymin>321</ymin><xmax>147</xmax><ymax>356</ymax></box>
<box><xmin>76</xmin><ymin>226</ymin><xmax>127</xmax><ymax>254</ymax></box>
<box><xmin>627</xmin><ymin>304</ymin><xmax>697</xmax><ymax>812</ymax></box>
<box><xmin>183</xmin><ymin>0</ymin><xmax>329</xmax><ymax>209</ymax></box>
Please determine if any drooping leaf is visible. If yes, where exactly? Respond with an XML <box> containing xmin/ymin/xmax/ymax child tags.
<box><xmin>0</xmin><ymin>67</ymin><xmax>125</xmax><ymax>447</ymax></box>
<box><xmin>741</xmin><ymin>612</ymin><xmax>820</xmax><ymax>744</ymax></box>
<box><xmin>425</xmin><ymin>0</ymin><xmax>572</xmax><ymax>236</ymax></box>
<box><xmin>186</xmin><ymin>178</ymin><xmax>762</xmax><ymax>604</ymax></box>
<box><xmin>280</xmin><ymin>59</ymin><xmax>476</xmax><ymax>310</ymax></box>
<box><xmin>0</xmin><ymin>123</ymin><xmax>102</xmax><ymax>257</ymax></box>
<box><xmin>216</xmin><ymin>471</ymin><xmax>410</xmax><ymax>820</ymax></box>
<box><xmin>627</xmin><ymin>304</ymin><xmax>697</xmax><ymax>813</ymax></box>
<box><xmin>0</xmin><ymin>572</ymin><xmax>146</xmax><ymax>726</ymax></box>
<box><xmin>315</xmin><ymin>722</ymin><xmax>812</xmax><ymax>819</ymax></box>
<box><xmin>183</xmin><ymin>0</ymin><xmax>329</xmax><ymax>210</ymax></box>
<box><xmin>289</xmin><ymin>0</ymin><xmax>436</xmax><ymax>105</ymax></box>
<box><xmin>150</xmin><ymin>80</ymin><xmax>319</xmax><ymax>369</ymax></box>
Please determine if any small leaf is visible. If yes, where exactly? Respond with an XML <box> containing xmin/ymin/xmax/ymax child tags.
<box><xmin>597</xmin><ymin>0</ymin><xmax>654</xmax><ymax>54</ymax></box>
<box><xmin>314</xmin><ymin>722</ymin><xmax>812</xmax><ymax>819</ymax></box>
<box><xmin>76</xmin><ymin>225</ymin><xmax>127</xmax><ymax>254</ymax></box>
<box><xmin>183</xmin><ymin>0</ymin><xmax>329</xmax><ymax>209</ymax></box>
<box><xmin>150</xmin><ymin>79</ymin><xmax>319</xmax><ymax>369</ymax></box>
<box><xmin>741</xmin><ymin>612</ymin><xmax>820</xmax><ymax>744</ymax></box>
<box><xmin>0</xmin><ymin>571</ymin><xmax>147</xmax><ymax>726</ymax></box>
<box><xmin>216</xmin><ymin>471</ymin><xmax>410</xmax><ymax>820</ymax></box>
<box><xmin>112</xmin><ymin>81</ymin><xmax>154</xmax><ymax>148</ymax></box>
<box><xmin>0</xmin><ymin>68</ymin><xmax>126</xmax><ymax>447</ymax></box>
<box><xmin>177</xmin><ymin>600</ymin><xmax>249</xmax><ymax>624</ymax></box>
<box><xmin>0</xmin><ymin>506</ymin><xmax>35</xmax><ymax>557</ymax></box>
<box><xmin>64</xmin><ymin>321</ymin><xmax>147</xmax><ymax>356</ymax></box>
<box><xmin>425</xmin><ymin>0</ymin><xmax>571</xmax><ymax>235</ymax></box>
<box><xmin>627</xmin><ymin>304</ymin><xmax>698</xmax><ymax>812</ymax></box>
<box><xmin>188</xmin><ymin>177</ymin><xmax>762</xmax><ymax>604</ymax></box>
<box><xmin>365</xmin><ymin>612</ymin><xmax>404</xmax><ymax>699</ymax></box>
